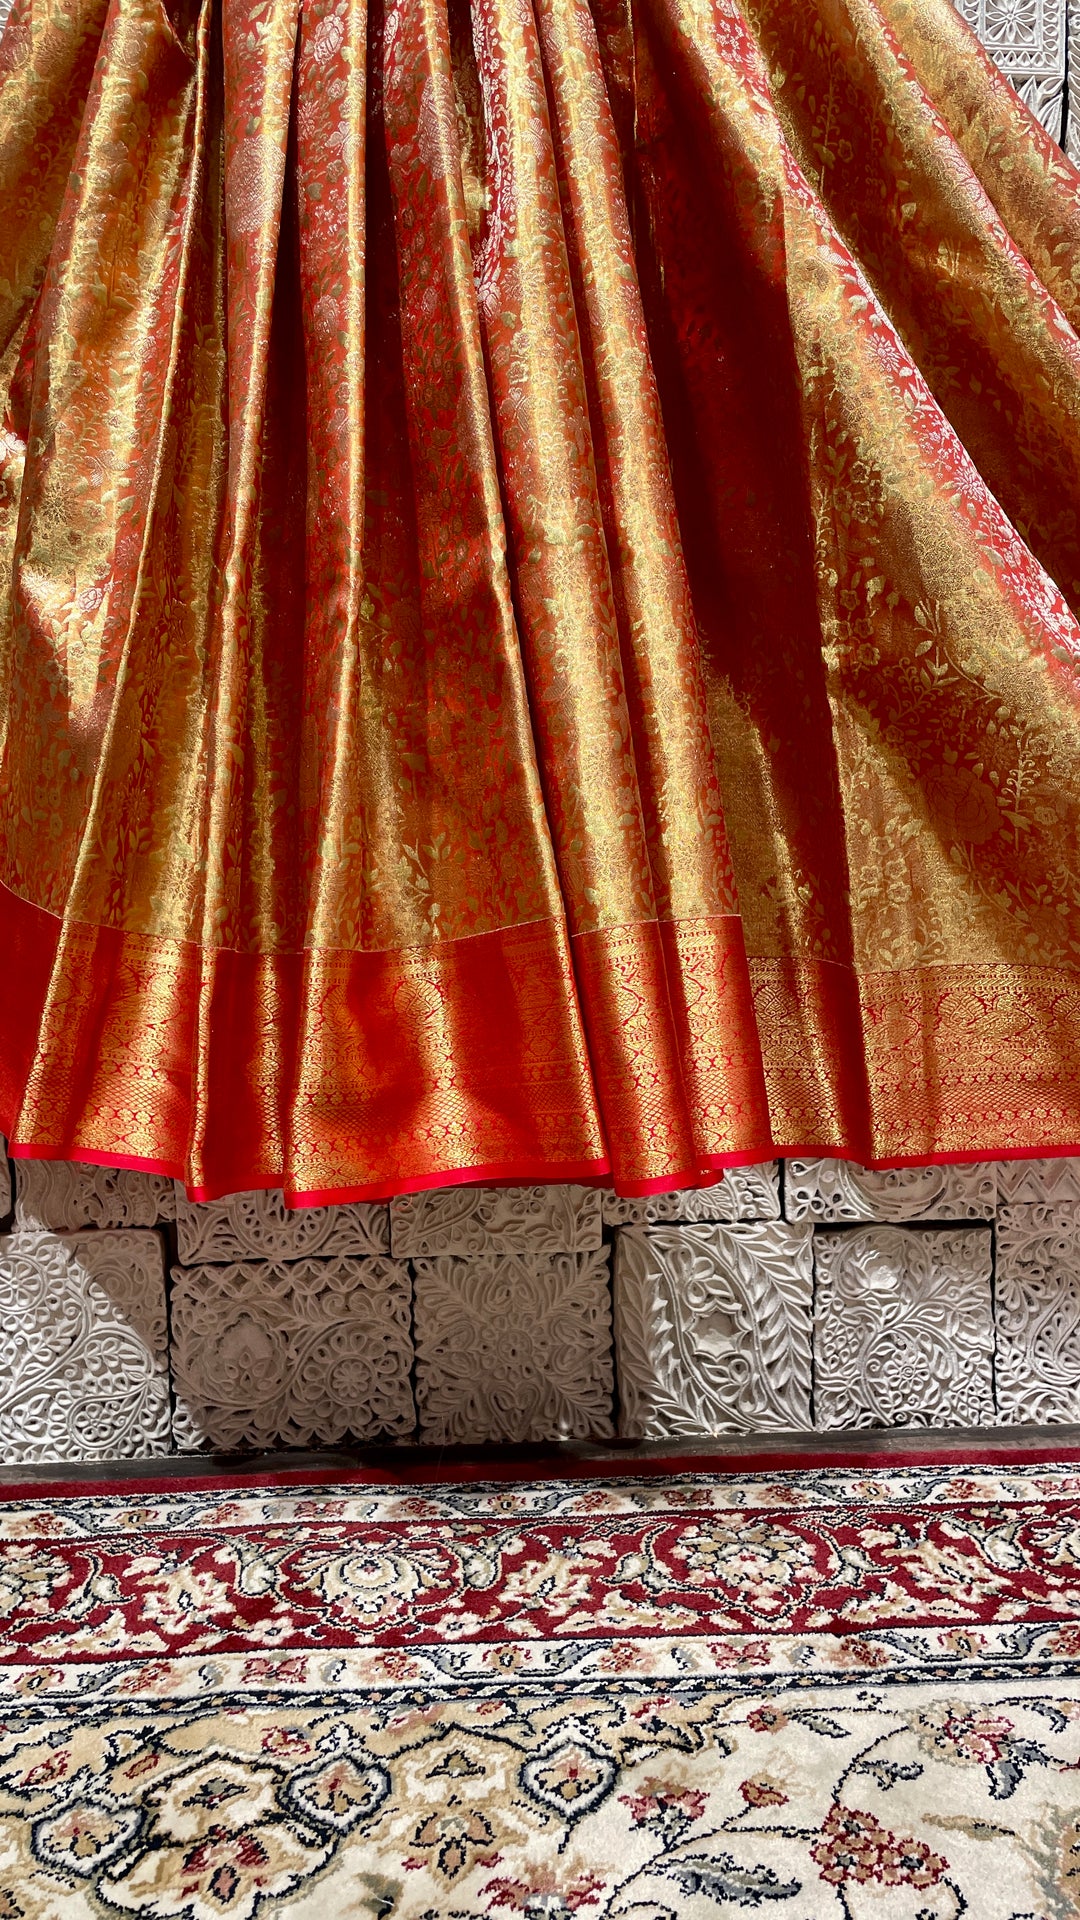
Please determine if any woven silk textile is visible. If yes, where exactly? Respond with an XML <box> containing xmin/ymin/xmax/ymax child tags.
<box><xmin>4</xmin><ymin>0</ymin><xmax>1080</xmax><ymax>1202</ymax></box>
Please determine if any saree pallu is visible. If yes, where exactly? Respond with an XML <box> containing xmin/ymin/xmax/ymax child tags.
<box><xmin>3</xmin><ymin>0</ymin><xmax>1080</xmax><ymax>1201</ymax></box>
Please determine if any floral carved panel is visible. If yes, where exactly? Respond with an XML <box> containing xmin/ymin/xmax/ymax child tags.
<box><xmin>412</xmin><ymin>1250</ymin><xmax>614</xmax><ymax>1443</ymax></box>
<box><xmin>14</xmin><ymin>1160</ymin><xmax>176</xmax><ymax>1232</ymax></box>
<box><xmin>786</xmin><ymin>1160</ymin><xmax>996</xmax><ymax>1223</ymax></box>
<box><xmin>601</xmin><ymin>1164</ymin><xmax>780</xmax><ymax>1228</ymax></box>
<box><xmin>170</xmin><ymin>1255</ymin><xmax>415</xmax><ymax>1451</ymax></box>
<box><xmin>814</xmin><ymin>1226</ymin><xmax>996</xmax><ymax>1429</ymax></box>
<box><xmin>0</xmin><ymin>1229</ymin><xmax>171</xmax><ymax>1462</ymax></box>
<box><xmin>957</xmin><ymin>0</ymin><xmax>1066</xmax><ymax>136</ymax></box>
<box><xmin>995</xmin><ymin>1203</ymin><xmax>1080</xmax><ymax>1422</ymax></box>
<box><xmin>174</xmin><ymin>1188</ymin><xmax>389</xmax><ymax>1264</ymax></box>
<box><xmin>390</xmin><ymin>1184</ymin><xmax>602</xmax><ymax>1257</ymax></box>
<box><xmin>612</xmin><ymin>1222</ymin><xmax>814</xmax><ymax>1438</ymax></box>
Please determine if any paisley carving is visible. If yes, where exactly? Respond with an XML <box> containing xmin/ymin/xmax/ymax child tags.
<box><xmin>613</xmin><ymin>1223</ymin><xmax>813</xmax><ymax>1438</ymax></box>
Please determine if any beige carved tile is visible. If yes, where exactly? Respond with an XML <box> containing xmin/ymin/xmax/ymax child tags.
<box><xmin>996</xmin><ymin>1159</ymin><xmax>1080</xmax><ymax>1205</ymax></box>
<box><xmin>602</xmin><ymin>1164</ymin><xmax>780</xmax><ymax>1228</ymax></box>
<box><xmin>14</xmin><ymin>1159</ymin><xmax>176</xmax><ymax>1231</ymax></box>
<box><xmin>613</xmin><ymin>1222</ymin><xmax>813</xmax><ymax>1438</ymax></box>
<box><xmin>170</xmin><ymin>1255</ymin><xmax>415</xmax><ymax>1450</ymax></box>
<box><xmin>0</xmin><ymin>1229</ymin><xmax>171</xmax><ymax>1461</ymax></box>
<box><xmin>175</xmin><ymin>1188</ymin><xmax>389</xmax><ymax>1264</ymax></box>
<box><xmin>412</xmin><ymin>1250</ymin><xmax>614</xmax><ymax>1443</ymax></box>
<box><xmin>995</xmin><ymin>1203</ymin><xmax>1080</xmax><ymax>1423</ymax></box>
<box><xmin>814</xmin><ymin>1226</ymin><xmax>995</xmax><ymax>1430</ymax></box>
<box><xmin>785</xmin><ymin>1160</ymin><xmax>995</xmax><ymax>1223</ymax></box>
<box><xmin>390</xmin><ymin>1184</ymin><xmax>602</xmax><ymax>1257</ymax></box>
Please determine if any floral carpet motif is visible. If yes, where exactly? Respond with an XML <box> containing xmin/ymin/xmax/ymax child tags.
<box><xmin>1</xmin><ymin>1462</ymin><xmax>1080</xmax><ymax>1916</ymax></box>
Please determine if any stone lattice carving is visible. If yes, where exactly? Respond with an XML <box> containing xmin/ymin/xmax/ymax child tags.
<box><xmin>996</xmin><ymin>1158</ymin><xmax>1080</xmax><ymax>1204</ymax></box>
<box><xmin>613</xmin><ymin>1223</ymin><xmax>813</xmax><ymax>1438</ymax></box>
<box><xmin>14</xmin><ymin>1159</ymin><xmax>176</xmax><ymax>1232</ymax></box>
<box><xmin>390</xmin><ymin>1184</ymin><xmax>601</xmax><ymax>1257</ymax></box>
<box><xmin>0</xmin><ymin>1230</ymin><xmax>171</xmax><ymax>1462</ymax></box>
<box><xmin>957</xmin><ymin>0</ymin><xmax>1066</xmax><ymax>137</ymax></box>
<box><xmin>995</xmin><ymin>1204</ymin><xmax>1080</xmax><ymax>1422</ymax></box>
<box><xmin>412</xmin><ymin>1250</ymin><xmax>614</xmax><ymax>1443</ymax></box>
<box><xmin>786</xmin><ymin>1159</ymin><xmax>995</xmax><ymax>1223</ymax></box>
<box><xmin>601</xmin><ymin>1164</ymin><xmax>780</xmax><ymax>1228</ymax></box>
<box><xmin>175</xmin><ymin>1188</ymin><xmax>389</xmax><ymax>1264</ymax></box>
<box><xmin>170</xmin><ymin>1256</ymin><xmax>415</xmax><ymax>1450</ymax></box>
<box><xmin>814</xmin><ymin>1226</ymin><xmax>995</xmax><ymax>1429</ymax></box>
<box><xmin>0</xmin><ymin>1139</ymin><xmax>10</xmax><ymax>1219</ymax></box>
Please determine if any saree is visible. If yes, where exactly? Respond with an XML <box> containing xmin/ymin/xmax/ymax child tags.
<box><xmin>2</xmin><ymin>0</ymin><xmax>1080</xmax><ymax>1202</ymax></box>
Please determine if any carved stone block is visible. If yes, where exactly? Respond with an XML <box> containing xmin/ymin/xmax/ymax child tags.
<box><xmin>412</xmin><ymin>1250</ymin><xmax>614</xmax><ymax>1443</ymax></box>
<box><xmin>390</xmin><ymin>1184</ymin><xmax>602</xmax><ymax>1257</ymax></box>
<box><xmin>957</xmin><ymin>0</ymin><xmax>1066</xmax><ymax>137</ymax></box>
<box><xmin>814</xmin><ymin>1226</ymin><xmax>995</xmax><ymax>1430</ymax></box>
<box><xmin>785</xmin><ymin>1159</ymin><xmax>995</xmax><ymax>1223</ymax></box>
<box><xmin>995</xmin><ymin>1203</ymin><xmax>1080</xmax><ymax>1423</ymax></box>
<box><xmin>612</xmin><ymin>1222</ymin><xmax>813</xmax><ymax>1438</ymax></box>
<box><xmin>601</xmin><ymin>1163</ymin><xmax>780</xmax><ymax>1228</ymax></box>
<box><xmin>14</xmin><ymin>1158</ymin><xmax>176</xmax><ymax>1231</ymax></box>
<box><xmin>0</xmin><ymin>1229</ymin><xmax>171</xmax><ymax>1461</ymax></box>
<box><xmin>175</xmin><ymin>1188</ymin><xmax>389</xmax><ymax>1264</ymax></box>
<box><xmin>996</xmin><ymin>1158</ymin><xmax>1080</xmax><ymax>1205</ymax></box>
<box><xmin>170</xmin><ymin>1255</ymin><xmax>415</xmax><ymax>1451</ymax></box>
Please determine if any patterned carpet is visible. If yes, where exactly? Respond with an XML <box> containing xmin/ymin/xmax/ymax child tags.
<box><xmin>2</xmin><ymin>1458</ymin><xmax>1080</xmax><ymax>1917</ymax></box>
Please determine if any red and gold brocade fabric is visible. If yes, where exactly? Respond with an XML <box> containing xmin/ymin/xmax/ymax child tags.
<box><xmin>2</xmin><ymin>0</ymin><xmax>1080</xmax><ymax>1201</ymax></box>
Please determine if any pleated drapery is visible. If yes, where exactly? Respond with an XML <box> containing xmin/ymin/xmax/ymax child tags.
<box><xmin>4</xmin><ymin>0</ymin><xmax>1080</xmax><ymax>1201</ymax></box>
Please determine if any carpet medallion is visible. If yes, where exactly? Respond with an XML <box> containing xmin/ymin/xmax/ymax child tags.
<box><xmin>1</xmin><ymin>1461</ymin><xmax>1079</xmax><ymax>1917</ymax></box>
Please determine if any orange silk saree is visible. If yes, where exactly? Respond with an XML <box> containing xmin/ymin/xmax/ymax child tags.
<box><xmin>3</xmin><ymin>0</ymin><xmax>1080</xmax><ymax>1201</ymax></box>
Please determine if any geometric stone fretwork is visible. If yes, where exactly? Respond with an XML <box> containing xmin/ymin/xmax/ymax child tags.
<box><xmin>0</xmin><ymin>1229</ymin><xmax>172</xmax><ymax>1462</ymax></box>
<box><xmin>601</xmin><ymin>1162</ymin><xmax>780</xmax><ymax>1228</ymax></box>
<box><xmin>14</xmin><ymin>1158</ymin><xmax>177</xmax><ymax>1231</ymax></box>
<box><xmin>170</xmin><ymin>1256</ymin><xmax>415</xmax><ymax>1451</ymax></box>
<box><xmin>613</xmin><ymin>1222</ymin><xmax>814</xmax><ymax>1438</ymax></box>
<box><xmin>996</xmin><ymin>1158</ymin><xmax>1080</xmax><ymax>1205</ymax></box>
<box><xmin>955</xmin><ymin>0</ymin><xmax>1067</xmax><ymax>137</ymax></box>
<box><xmin>412</xmin><ymin>1250</ymin><xmax>614</xmax><ymax>1444</ymax></box>
<box><xmin>174</xmin><ymin>1188</ymin><xmax>390</xmax><ymax>1265</ymax></box>
<box><xmin>995</xmin><ymin>1204</ymin><xmax>1080</xmax><ymax>1423</ymax></box>
<box><xmin>390</xmin><ymin>1184</ymin><xmax>602</xmax><ymax>1257</ymax></box>
<box><xmin>814</xmin><ymin>1226</ymin><xmax>996</xmax><ymax>1430</ymax></box>
<box><xmin>785</xmin><ymin>1159</ymin><xmax>996</xmax><ymax>1223</ymax></box>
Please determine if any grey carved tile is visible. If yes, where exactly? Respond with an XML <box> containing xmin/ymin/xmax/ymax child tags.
<box><xmin>957</xmin><ymin>0</ymin><xmax>1066</xmax><ymax>136</ymax></box>
<box><xmin>1060</xmin><ymin>0</ymin><xmax>1068</xmax><ymax>157</ymax></box>
<box><xmin>612</xmin><ymin>1222</ymin><xmax>813</xmax><ymax>1438</ymax></box>
<box><xmin>15</xmin><ymin>1159</ymin><xmax>176</xmax><ymax>1232</ymax></box>
<box><xmin>814</xmin><ymin>1226</ymin><xmax>995</xmax><ymax>1430</ymax></box>
<box><xmin>785</xmin><ymin>1159</ymin><xmax>995</xmax><ymax>1223</ymax></box>
<box><xmin>996</xmin><ymin>1158</ymin><xmax>1080</xmax><ymax>1205</ymax></box>
<box><xmin>0</xmin><ymin>1139</ymin><xmax>10</xmax><ymax>1220</ymax></box>
<box><xmin>995</xmin><ymin>1203</ymin><xmax>1080</xmax><ymax>1422</ymax></box>
<box><xmin>170</xmin><ymin>1255</ymin><xmax>415</xmax><ymax>1451</ymax></box>
<box><xmin>602</xmin><ymin>1163</ymin><xmax>780</xmax><ymax>1228</ymax></box>
<box><xmin>175</xmin><ymin>1188</ymin><xmax>389</xmax><ymax>1265</ymax></box>
<box><xmin>390</xmin><ymin>1184</ymin><xmax>601</xmax><ymax>1257</ymax></box>
<box><xmin>412</xmin><ymin>1250</ymin><xmax>614</xmax><ymax>1443</ymax></box>
<box><xmin>0</xmin><ymin>1229</ymin><xmax>171</xmax><ymax>1462</ymax></box>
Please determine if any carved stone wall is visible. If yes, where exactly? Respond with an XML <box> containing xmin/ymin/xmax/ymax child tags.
<box><xmin>3</xmin><ymin>1150</ymin><xmax>1080</xmax><ymax>1458</ymax></box>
